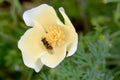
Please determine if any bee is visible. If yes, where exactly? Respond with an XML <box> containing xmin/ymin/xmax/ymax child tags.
<box><xmin>41</xmin><ymin>38</ymin><xmax>53</xmax><ymax>50</ymax></box>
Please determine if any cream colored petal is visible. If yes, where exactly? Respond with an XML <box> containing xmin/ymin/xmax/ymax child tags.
<box><xmin>23</xmin><ymin>4</ymin><xmax>58</xmax><ymax>29</ymax></box>
<box><xmin>57</xmin><ymin>17</ymin><xmax>64</xmax><ymax>26</ymax></box>
<box><xmin>34</xmin><ymin>58</ymin><xmax>44</xmax><ymax>72</ymax></box>
<box><xmin>40</xmin><ymin>45</ymin><xmax>66</xmax><ymax>68</ymax></box>
<box><xmin>18</xmin><ymin>26</ymin><xmax>46</xmax><ymax>72</ymax></box>
<box><xmin>59</xmin><ymin>7</ymin><xmax>78</xmax><ymax>56</ymax></box>
<box><xmin>66</xmin><ymin>34</ymin><xmax>78</xmax><ymax>57</ymax></box>
<box><xmin>59</xmin><ymin>7</ymin><xmax>74</xmax><ymax>29</ymax></box>
<box><xmin>61</xmin><ymin>26</ymin><xmax>78</xmax><ymax>57</ymax></box>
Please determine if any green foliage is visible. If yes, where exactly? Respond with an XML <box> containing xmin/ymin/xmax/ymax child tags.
<box><xmin>103</xmin><ymin>0</ymin><xmax>120</xmax><ymax>3</ymax></box>
<box><xmin>0</xmin><ymin>0</ymin><xmax>4</xmax><ymax>3</ymax></box>
<box><xmin>0</xmin><ymin>0</ymin><xmax>120</xmax><ymax>80</ymax></box>
<box><xmin>114</xmin><ymin>3</ymin><xmax>120</xmax><ymax>26</ymax></box>
<box><xmin>30</xmin><ymin>27</ymin><xmax>113</xmax><ymax>80</ymax></box>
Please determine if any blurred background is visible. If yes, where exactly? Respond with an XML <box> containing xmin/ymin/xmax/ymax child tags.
<box><xmin>0</xmin><ymin>0</ymin><xmax>120</xmax><ymax>80</ymax></box>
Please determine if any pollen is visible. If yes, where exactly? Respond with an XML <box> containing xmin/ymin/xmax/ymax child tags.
<box><xmin>45</xmin><ymin>26</ymin><xmax>65</xmax><ymax>47</ymax></box>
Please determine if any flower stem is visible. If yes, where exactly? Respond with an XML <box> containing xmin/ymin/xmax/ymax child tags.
<box><xmin>27</xmin><ymin>70</ymin><xmax>34</xmax><ymax>80</ymax></box>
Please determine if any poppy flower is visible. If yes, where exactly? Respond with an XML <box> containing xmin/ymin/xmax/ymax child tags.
<box><xmin>18</xmin><ymin>4</ymin><xmax>78</xmax><ymax>72</ymax></box>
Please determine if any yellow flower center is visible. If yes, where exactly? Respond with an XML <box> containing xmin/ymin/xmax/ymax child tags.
<box><xmin>45</xmin><ymin>26</ymin><xmax>65</xmax><ymax>47</ymax></box>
